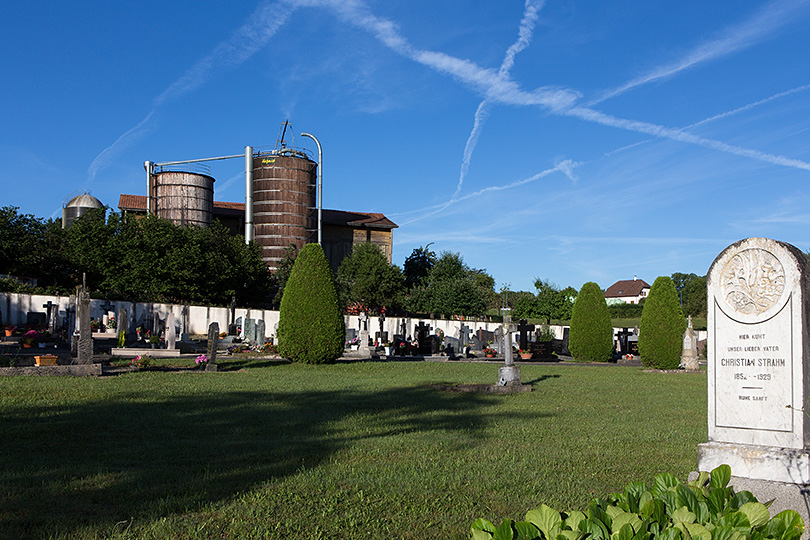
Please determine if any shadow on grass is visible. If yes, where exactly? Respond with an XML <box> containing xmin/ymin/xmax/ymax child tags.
<box><xmin>524</xmin><ymin>374</ymin><xmax>561</xmax><ymax>386</ymax></box>
<box><xmin>0</xmin><ymin>383</ymin><xmax>524</xmax><ymax>539</ymax></box>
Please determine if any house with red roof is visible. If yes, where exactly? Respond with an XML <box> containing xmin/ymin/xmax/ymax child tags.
<box><xmin>603</xmin><ymin>277</ymin><xmax>651</xmax><ymax>305</ymax></box>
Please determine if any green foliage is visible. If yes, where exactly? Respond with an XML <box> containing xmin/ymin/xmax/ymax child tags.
<box><xmin>472</xmin><ymin>465</ymin><xmax>804</xmax><ymax>540</ymax></box>
<box><xmin>336</xmin><ymin>242</ymin><xmax>404</xmax><ymax>313</ymax></box>
<box><xmin>639</xmin><ymin>277</ymin><xmax>687</xmax><ymax>369</ymax></box>
<box><xmin>406</xmin><ymin>251</ymin><xmax>491</xmax><ymax>317</ymax></box>
<box><xmin>569</xmin><ymin>282</ymin><xmax>613</xmax><ymax>362</ymax></box>
<box><xmin>671</xmin><ymin>273</ymin><xmax>707</xmax><ymax>318</ymax></box>
<box><xmin>608</xmin><ymin>302</ymin><xmax>644</xmax><ymax>319</ymax></box>
<box><xmin>271</xmin><ymin>244</ymin><xmax>298</xmax><ymax>306</ymax></box>
<box><xmin>277</xmin><ymin>243</ymin><xmax>345</xmax><ymax>364</ymax></box>
<box><xmin>402</xmin><ymin>243</ymin><xmax>436</xmax><ymax>289</ymax></box>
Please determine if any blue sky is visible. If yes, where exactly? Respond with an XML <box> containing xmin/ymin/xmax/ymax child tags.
<box><xmin>3</xmin><ymin>1</ymin><xmax>810</xmax><ymax>293</ymax></box>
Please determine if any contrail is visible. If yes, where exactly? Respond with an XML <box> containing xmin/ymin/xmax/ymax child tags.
<box><xmin>687</xmin><ymin>83</ymin><xmax>810</xmax><ymax>129</ymax></box>
<box><xmin>590</xmin><ymin>0</ymin><xmax>808</xmax><ymax>105</ymax></box>
<box><xmin>86</xmin><ymin>0</ymin><xmax>295</xmax><ymax>182</ymax></box>
<box><xmin>566</xmin><ymin>106</ymin><xmax>810</xmax><ymax>171</ymax></box>
<box><xmin>400</xmin><ymin>0</ymin><xmax>545</xmax><ymax>224</ymax></box>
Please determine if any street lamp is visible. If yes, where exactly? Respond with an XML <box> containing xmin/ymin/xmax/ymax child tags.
<box><xmin>300</xmin><ymin>132</ymin><xmax>322</xmax><ymax>245</ymax></box>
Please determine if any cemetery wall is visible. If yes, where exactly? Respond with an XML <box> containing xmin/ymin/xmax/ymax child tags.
<box><xmin>0</xmin><ymin>292</ymin><xmax>706</xmax><ymax>346</ymax></box>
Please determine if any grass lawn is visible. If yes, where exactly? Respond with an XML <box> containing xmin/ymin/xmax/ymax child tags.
<box><xmin>0</xmin><ymin>360</ymin><xmax>707</xmax><ymax>539</ymax></box>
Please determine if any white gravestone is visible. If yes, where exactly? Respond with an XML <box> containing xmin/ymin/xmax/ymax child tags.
<box><xmin>698</xmin><ymin>237</ymin><xmax>810</xmax><ymax>484</ymax></box>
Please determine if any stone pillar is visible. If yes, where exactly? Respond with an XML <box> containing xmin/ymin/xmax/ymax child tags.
<box><xmin>498</xmin><ymin>310</ymin><xmax>520</xmax><ymax>385</ymax></box>
<box><xmin>256</xmin><ymin>319</ymin><xmax>266</xmax><ymax>346</ymax></box>
<box><xmin>117</xmin><ymin>307</ymin><xmax>127</xmax><ymax>346</ymax></box>
<box><xmin>77</xmin><ymin>287</ymin><xmax>93</xmax><ymax>365</ymax></box>
<box><xmin>166</xmin><ymin>311</ymin><xmax>176</xmax><ymax>350</ymax></box>
<box><xmin>680</xmin><ymin>316</ymin><xmax>699</xmax><ymax>371</ymax></box>
<box><xmin>206</xmin><ymin>322</ymin><xmax>219</xmax><ymax>372</ymax></box>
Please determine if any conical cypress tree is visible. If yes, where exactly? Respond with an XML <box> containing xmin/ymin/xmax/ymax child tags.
<box><xmin>568</xmin><ymin>282</ymin><xmax>613</xmax><ymax>362</ymax></box>
<box><xmin>638</xmin><ymin>276</ymin><xmax>686</xmax><ymax>369</ymax></box>
<box><xmin>277</xmin><ymin>243</ymin><xmax>345</xmax><ymax>364</ymax></box>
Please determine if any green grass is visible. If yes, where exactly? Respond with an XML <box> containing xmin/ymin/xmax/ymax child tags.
<box><xmin>0</xmin><ymin>360</ymin><xmax>707</xmax><ymax>539</ymax></box>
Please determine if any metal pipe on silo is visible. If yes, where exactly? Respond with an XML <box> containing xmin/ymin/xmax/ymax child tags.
<box><xmin>300</xmin><ymin>132</ymin><xmax>322</xmax><ymax>245</ymax></box>
<box><xmin>144</xmin><ymin>161</ymin><xmax>154</xmax><ymax>214</ymax></box>
<box><xmin>245</xmin><ymin>145</ymin><xmax>254</xmax><ymax>243</ymax></box>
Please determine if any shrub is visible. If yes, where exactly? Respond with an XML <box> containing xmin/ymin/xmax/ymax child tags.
<box><xmin>471</xmin><ymin>465</ymin><xmax>804</xmax><ymax>540</ymax></box>
<box><xmin>639</xmin><ymin>276</ymin><xmax>686</xmax><ymax>369</ymax></box>
<box><xmin>277</xmin><ymin>243</ymin><xmax>345</xmax><ymax>364</ymax></box>
<box><xmin>568</xmin><ymin>282</ymin><xmax>613</xmax><ymax>362</ymax></box>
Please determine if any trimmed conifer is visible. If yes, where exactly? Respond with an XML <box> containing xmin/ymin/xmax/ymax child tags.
<box><xmin>568</xmin><ymin>282</ymin><xmax>613</xmax><ymax>362</ymax></box>
<box><xmin>638</xmin><ymin>276</ymin><xmax>686</xmax><ymax>369</ymax></box>
<box><xmin>277</xmin><ymin>243</ymin><xmax>345</xmax><ymax>364</ymax></box>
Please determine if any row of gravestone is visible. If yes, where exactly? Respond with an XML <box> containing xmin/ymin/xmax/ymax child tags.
<box><xmin>342</xmin><ymin>320</ymin><xmax>571</xmax><ymax>357</ymax></box>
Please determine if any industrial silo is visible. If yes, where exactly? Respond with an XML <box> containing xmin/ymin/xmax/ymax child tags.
<box><xmin>252</xmin><ymin>149</ymin><xmax>317</xmax><ymax>270</ymax></box>
<box><xmin>153</xmin><ymin>167</ymin><xmax>214</xmax><ymax>227</ymax></box>
<box><xmin>62</xmin><ymin>193</ymin><xmax>104</xmax><ymax>228</ymax></box>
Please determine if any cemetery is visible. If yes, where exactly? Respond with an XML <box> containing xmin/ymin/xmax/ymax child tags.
<box><xmin>2</xmin><ymin>237</ymin><xmax>808</xmax><ymax>539</ymax></box>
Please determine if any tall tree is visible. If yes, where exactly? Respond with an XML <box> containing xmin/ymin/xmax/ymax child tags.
<box><xmin>277</xmin><ymin>243</ymin><xmax>345</xmax><ymax>363</ymax></box>
<box><xmin>568</xmin><ymin>282</ymin><xmax>613</xmax><ymax>362</ymax></box>
<box><xmin>403</xmin><ymin>244</ymin><xmax>436</xmax><ymax>289</ymax></box>
<box><xmin>639</xmin><ymin>276</ymin><xmax>686</xmax><ymax>369</ymax></box>
<box><xmin>336</xmin><ymin>242</ymin><xmax>404</xmax><ymax>313</ymax></box>
<box><xmin>406</xmin><ymin>251</ymin><xmax>489</xmax><ymax>317</ymax></box>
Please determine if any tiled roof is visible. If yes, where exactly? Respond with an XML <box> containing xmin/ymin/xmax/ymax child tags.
<box><xmin>604</xmin><ymin>279</ymin><xmax>651</xmax><ymax>298</ymax></box>
<box><xmin>321</xmin><ymin>209</ymin><xmax>398</xmax><ymax>229</ymax></box>
<box><xmin>117</xmin><ymin>194</ymin><xmax>397</xmax><ymax>228</ymax></box>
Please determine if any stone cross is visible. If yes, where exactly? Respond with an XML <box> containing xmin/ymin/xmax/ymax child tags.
<box><xmin>166</xmin><ymin>311</ymin><xmax>176</xmax><ymax>350</ymax></box>
<box><xmin>206</xmin><ymin>322</ymin><xmax>219</xmax><ymax>371</ymax></box>
<box><xmin>77</xmin><ymin>286</ymin><xmax>93</xmax><ymax>365</ymax></box>
<box><xmin>359</xmin><ymin>312</ymin><xmax>369</xmax><ymax>331</ymax></box>
<box><xmin>42</xmin><ymin>300</ymin><xmax>57</xmax><ymax>333</ymax></box>
<box><xmin>517</xmin><ymin>319</ymin><xmax>535</xmax><ymax>351</ymax></box>
<box><xmin>378</xmin><ymin>313</ymin><xmax>385</xmax><ymax>342</ymax></box>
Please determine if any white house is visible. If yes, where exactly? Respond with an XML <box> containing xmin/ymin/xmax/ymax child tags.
<box><xmin>604</xmin><ymin>277</ymin><xmax>650</xmax><ymax>305</ymax></box>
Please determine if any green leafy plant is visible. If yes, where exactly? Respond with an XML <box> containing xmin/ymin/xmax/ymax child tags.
<box><xmin>0</xmin><ymin>354</ymin><xmax>17</xmax><ymax>367</ymax></box>
<box><xmin>277</xmin><ymin>243</ymin><xmax>345</xmax><ymax>364</ymax></box>
<box><xmin>130</xmin><ymin>354</ymin><xmax>152</xmax><ymax>369</ymax></box>
<box><xmin>639</xmin><ymin>276</ymin><xmax>686</xmax><ymax>370</ymax></box>
<box><xmin>568</xmin><ymin>282</ymin><xmax>613</xmax><ymax>362</ymax></box>
<box><xmin>471</xmin><ymin>465</ymin><xmax>804</xmax><ymax>540</ymax></box>
<box><xmin>117</xmin><ymin>331</ymin><xmax>125</xmax><ymax>348</ymax></box>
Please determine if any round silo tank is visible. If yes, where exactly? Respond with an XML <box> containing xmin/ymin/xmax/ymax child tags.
<box><xmin>252</xmin><ymin>149</ymin><xmax>317</xmax><ymax>269</ymax></box>
<box><xmin>63</xmin><ymin>193</ymin><xmax>104</xmax><ymax>228</ymax></box>
<box><xmin>153</xmin><ymin>169</ymin><xmax>214</xmax><ymax>227</ymax></box>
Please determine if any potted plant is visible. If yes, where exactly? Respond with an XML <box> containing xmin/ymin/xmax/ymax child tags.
<box><xmin>148</xmin><ymin>334</ymin><xmax>160</xmax><ymax>349</ymax></box>
<box><xmin>484</xmin><ymin>344</ymin><xmax>497</xmax><ymax>358</ymax></box>
<box><xmin>519</xmin><ymin>348</ymin><xmax>533</xmax><ymax>360</ymax></box>
<box><xmin>20</xmin><ymin>329</ymin><xmax>42</xmax><ymax>348</ymax></box>
<box><xmin>4</xmin><ymin>325</ymin><xmax>16</xmax><ymax>337</ymax></box>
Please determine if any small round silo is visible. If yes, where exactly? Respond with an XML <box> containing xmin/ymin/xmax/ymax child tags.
<box><xmin>252</xmin><ymin>149</ymin><xmax>317</xmax><ymax>270</ymax></box>
<box><xmin>62</xmin><ymin>193</ymin><xmax>104</xmax><ymax>228</ymax></box>
<box><xmin>153</xmin><ymin>169</ymin><xmax>215</xmax><ymax>227</ymax></box>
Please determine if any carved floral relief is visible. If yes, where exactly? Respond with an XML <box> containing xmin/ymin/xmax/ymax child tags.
<box><xmin>720</xmin><ymin>248</ymin><xmax>785</xmax><ymax>315</ymax></box>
